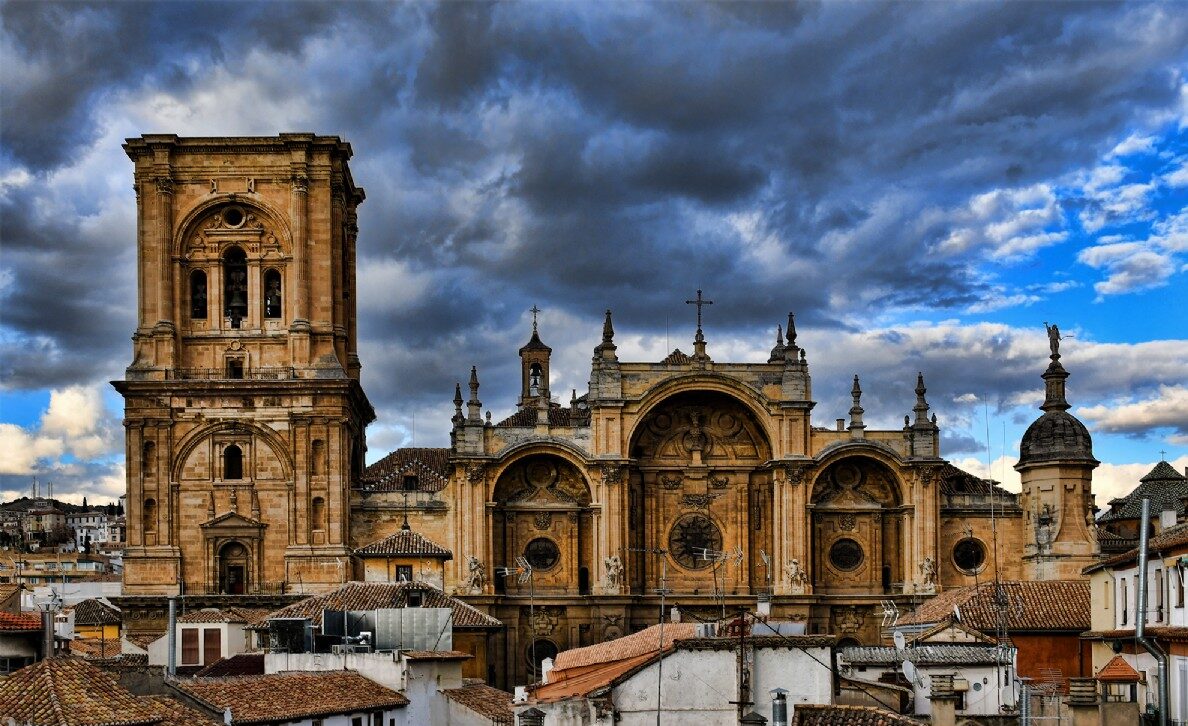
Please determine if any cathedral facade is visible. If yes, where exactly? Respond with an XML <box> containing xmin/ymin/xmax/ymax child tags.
<box><xmin>116</xmin><ymin>135</ymin><xmax>1099</xmax><ymax>688</ymax></box>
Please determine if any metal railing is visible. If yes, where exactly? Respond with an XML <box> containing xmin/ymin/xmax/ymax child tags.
<box><xmin>200</xmin><ymin>581</ymin><xmax>289</xmax><ymax>595</ymax></box>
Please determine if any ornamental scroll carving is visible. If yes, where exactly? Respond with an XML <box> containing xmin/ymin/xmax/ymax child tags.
<box><xmin>782</xmin><ymin>463</ymin><xmax>812</xmax><ymax>486</ymax></box>
<box><xmin>600</xmin><ymin>464</ymin><xmax>624</xmax><ymax>486</ymax></box>
<box><xmin>466</xmin><ymin>464</ymin><xmax>486</xmax><ymax>483</ymax></box>
<box><xmin>290</xmin><ymin>174</ymin><xmax>309</xmax><ymax>194</ymax></box>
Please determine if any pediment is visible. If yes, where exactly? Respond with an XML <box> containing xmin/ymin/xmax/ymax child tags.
<box><xmin>200</xmin><ymin>511</ymin><xmax>267</xmax><ymax>530</ymax></box>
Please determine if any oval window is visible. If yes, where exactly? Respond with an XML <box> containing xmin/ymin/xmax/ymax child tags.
<box><xmin>524</xmin><ymin>537</ymin><xmax>560</xmax><ymax>571</ymax></box>
<box><xmin>953</xmin><ymin>538</ymin><xmax>987</xmax><ymax>574</ymax></box>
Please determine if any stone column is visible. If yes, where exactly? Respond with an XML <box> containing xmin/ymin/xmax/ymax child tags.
<box><xmin>290</xmin><ymin>171</ymin><xmax>309</xmax><ymax>322</ymax></box>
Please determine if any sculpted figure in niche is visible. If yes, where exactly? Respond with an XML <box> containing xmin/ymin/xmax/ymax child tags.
<box><xmin>918</xmin><ymin>557</ymin><xmax>936</xmax><ymax>594</ymax></box>
<box><xmin>603</xmin><ymin>554</ymin><xmax>624</xmax><ymax>593</ymax></box>
<box><xmin>466</xmin><ymin>554</ymin><xmax>486</xmax><ymax>594</ymax></box>
<box><xmin>785</xmin><ymin>558</ymin><xmax>808</xmax><ymax>594</ymax></box>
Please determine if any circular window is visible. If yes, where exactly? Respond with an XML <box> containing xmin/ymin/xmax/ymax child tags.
<box><xmin>526</xmin><ymin>639</ymin><xmax>559</xmax><ymax>673</ymax></box>
<box><xmin>829</xmin><ymin>538</ymin><xmax>864</xmax><ymax>571</ymax></box>
<box><xmin>223</xmin><ymin>207</ymin><xmax>245</xmax><ymax>228</ymax></box>
<box><xmin>953</xmin><ymin>538</ymin><xmax>987</xmax><ymax>574</ymax></box>
<box><xmin>668</xmin><ymin>514</ymin><xmax>723</xmax><ymax>569</ymax></box>
<box><xmin>524</xmin><ymin>538</ymin><xmax>560</xmax><ymax>571</ymax></box>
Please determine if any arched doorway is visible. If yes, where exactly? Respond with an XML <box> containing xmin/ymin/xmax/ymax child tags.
<box><xmin>218</xmin><ymin>541</ymin><xmax>249</xmax><ymax>594</ymax></box>
<box><xmin>627</xmin><ymin>391</ymin><xmax>773</xmax><ymax>596</ymax></box>
<box><xmin>491</xmin><ymin>455</ymin><xmax>592</xmax><ymax>596</ymax></box>
<box><xmin>810</xmin><ymin>457</ymin><xmax>904</xmax><ymax>595</ymax></box>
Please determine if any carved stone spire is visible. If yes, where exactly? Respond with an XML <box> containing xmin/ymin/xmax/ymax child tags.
<box><xmin>913</xmin><ymin>372</ymin><xmax>933</xmax><ymax>426</ymax></box>
<box><xmin>784</xmin><ymin>312</ymin><xmax>801</xmax><ymax>363</ymax></box>
<box><xmin>768</xmin><ymin>324</ymin><xmax>786</xmax><ymax>363</ymax></box>
<box><xmin>467</xmin><ymin>366</ymin><xmax>482</xmax><ymax>422</ymax></box>
<box><xmin>1041</xmin><ymin>358</ymin><xmax>1071</xmax><ymax>413</ymax></box>
<box><xmin>594</xmin><ymin>309</ymin><xmax>618</xmax><ymax>361</ymax></box>
<box><xmin>787</xmin><ymin>312</ymin><xmax>797</xmax><ymax>348</ymax></box>
<box><xmin>207</xmin><ymin>491</ymin><xmax>216</xmax><ymax>519</ymax></box>
<box><xmin>848</xmin><ymin>375</ymin><xmax>866</xmax><ymax>437</ymax></box>
<box><xmin>452</xmin><ymin>383</ymin><xmax>464</xmax><ymax>424</ymax></box>
<box><xmin>251</xmin><ymin>489</ymin><xmax>261</xmax><ymax>520</ymax></box>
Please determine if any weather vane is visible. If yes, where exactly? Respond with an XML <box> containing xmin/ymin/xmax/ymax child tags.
<box><xmin>530</xmin><ymin>304</ymin><xmax>541</xmax><ymax>333</ymax></box>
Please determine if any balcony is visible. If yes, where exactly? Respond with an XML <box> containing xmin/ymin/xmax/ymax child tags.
<box><xmin>167</xmin><ymin>367</ymin><xmax>295</xmax><ymax>381</ymax></box>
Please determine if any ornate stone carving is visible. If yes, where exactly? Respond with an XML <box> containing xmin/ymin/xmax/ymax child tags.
<box><xmin>785</xmin><ymin>558</ymin><xmax>808</xmax><ymax>594</ymax></box>
<box><xmin>839</xmin><ymin>513</ymin><xmax>856</xmax><ymax>531</ymax></box>
<box><xmin>603</xmin><ymin>554</ymin><xmax>623</xmax><ymax>593</ymax></box>
<box><xmin>600</xmin><ymin>464</ymin><xmax>623</xmax><ymax>486</ymax></box>
<box><xmin>465</xmin><ymin>554</ymin><xmax>486</xmax><ymax>594</ymax></box>
<box><xmin>783</xmin><ymin>463</ymin><xmax>812</xmax><ymax>486</ymax></box>
<box><xmin>466</xmin><ymin>464</ymin><xmax>486</xmax><ymax>483</ymax></box>
<box><xmin>529</xmin><ymin>606</ymin><xmax>561</xmax><ymax>636</ymax></box>
<box><xmin>601</xmin><ymin>615</ymin><xmax>624</xmax><ymax>640</ymax></box>
<box><xmin>660</xmin><ymin>474</ymin><xmax>683</xmax><ymax>490</ymax></box>
<box><xmin>917</xmin><ymin>556</ymin><xmax>936</xmax><ymax>594</ymax></box>
<box><xmin>681</xmin><ymin>492</ymin><xmax>718</xmax><ymax>509</ymax></box>
<box><xmin>290</xmin><ymin>174</ymin><xmax>309</xmax><ymax>194</ymax></box>
<box><xmin>709</xmin><ymin>475</ymin><xmax>729</xmax><ymax>490</ymax></box>
<box><xmin>834</xmin><ymin>606</ymin><xmax>865</xmax><ymax>633</ymax></box>
<box><xmin>154</xmin><ymin>176</ymin><xmax>174</xmax><ymax>195</ymax></box>
<box><xmin>668</xmin><ymin>514</ymin><xmax>722</xmax><ymax>569</ymax></box>
<box><xmin>532</xmin><ymin>512</ymin><xmax>552</xmax><ymax>531</ymax></box>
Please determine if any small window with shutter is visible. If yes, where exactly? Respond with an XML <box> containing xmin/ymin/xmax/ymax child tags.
<box><xmin>181</xmin><ymin>628</ymin><xmax>199</xmax><ymax>665</ymax></box>
<box><xmin>203</xmin><ymin>628</ymin><xmax>221</xmax><ymax>664</ymax></box>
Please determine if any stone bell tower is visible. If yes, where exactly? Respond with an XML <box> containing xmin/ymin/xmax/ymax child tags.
<box><xmin>1015</xmin><ymin>324</ymin><xmax>1098</xmax><ymax>580</ymax></box>
<box><xmin>114</xmin><ymin>134</ymin><xmax>374</xmax><ymax>596</ymax></box>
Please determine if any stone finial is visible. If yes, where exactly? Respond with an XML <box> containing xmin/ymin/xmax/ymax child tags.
<box><xmin>768</xmin><ymin>324</ymin><xmax>786</xmax><ymax>363</ymax></box>
<box><xmin>467</xmin><ymin>366</ymin><xmax>482</xmax><ymax>421</ymax></box>
<box><xmin>848</xmin><ymin>375</ymin><xmax>866</xmax><ymax>436</ymax></box>
<box><xmin>251</xmin><ymin>489</ymin><xmax>261</xmax><ymax>520</ymax></box>
<box><xmin>913</xmin><ymin>372</ymin><xmax>934</xmax><ymax>427</ymax></box>
<box><xmin>207</xmin><ymin>491</ymin><xmax>215</xmax><ymax>518</ymax></box>
<box><xmin>452</xmin><ymin>383</ymin><xmax>464</xmax><ymax>424</ymax></box>
<box><xmin>787</xmin><ymin>312</ymin><xmax>797</xmax><ymax>347</ymax></box>
<box><xmin>594</xmin><ymin>309</ymin><xmax>618</xmax><ymax>361</ymax></box>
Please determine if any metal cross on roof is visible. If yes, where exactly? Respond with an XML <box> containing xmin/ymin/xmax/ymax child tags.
<box><xmin>685</xmin><ymin>289</ymin><xmax>713</xmax><ymax>332</ymax></box>
<box><xmin>530</xmin><ymin>305</ymin><xmax>541</xmax><ymax>332</ymax></box>
<box><xmin>1161</xmin><ymin>449</ymin><xmax>1167</xmax><ymax>461</ymax></box>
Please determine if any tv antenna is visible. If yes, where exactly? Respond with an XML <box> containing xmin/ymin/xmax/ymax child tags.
<box><xmin>881</xmin><ymin>600</ymin><xmax>900</xmax><ymax>629</ymax></box>
<box><xmin>758</xmin><ymin>549</ymin><xmax>771</xmax><ymax>594</ymax></box>
<box><xmin>696</xmin><ymin>547</ymin><xmax>743</xmax><ymax>620</ymax></box>
<box><xmin>497</xmin><ymin>557</ymin><xmax>537</xmax><ymax>679</ymax></box>
<box><xmin>627</xmin><ymin>546</ymin><xmax>671</xmax><ymax>726</ymax></box>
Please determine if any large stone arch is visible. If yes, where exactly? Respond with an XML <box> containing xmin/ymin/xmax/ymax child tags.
<box><xmin>625</xmin><ymin>388</ymin><xmax>774</xmax><ymax>596</ymax></box>
<box><xmin>173</xmin><ymin>194</ymin><xmax>293</xmax><ymax>257</ymax></box>
<box><xmin>490</xmin><ymin>453</ymin><xmax>593</xmax><ymax>599</ymax></box>
<box><xmin>626</xmin><ymin>374</ymin><xmax>776</xmax><ymax>452</ymax></box>
<box><xmin>171</xmin><ymin>420</ymin><xmax>294</xmax><ymax>484</ymax></box>
<box><xmin>808</xmin><ymin>455</ymin><xmax>907</xmax><ymax>597</ymax></box>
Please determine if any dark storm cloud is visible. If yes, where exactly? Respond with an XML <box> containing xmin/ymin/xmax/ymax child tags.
<box><xmin>2</xmin><ymin>1</ymin><xmax>1186</xmax><ymax>456</ymax></box>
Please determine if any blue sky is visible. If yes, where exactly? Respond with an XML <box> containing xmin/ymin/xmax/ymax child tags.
<box><xmin>1</xmin><ymin>1</ymin><xmax>1186</xmax><ymax>506</ymax></box>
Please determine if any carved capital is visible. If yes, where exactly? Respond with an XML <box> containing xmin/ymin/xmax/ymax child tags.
<box><xmin>290</xmin><ymin>174</ymin><xmax>309</xmax><ymax>194</ymax></box>
<box><xmin>600</xmin><ymin>464</ymin><xmax>624</xmax><ymax>486</ymax></box>
<box><xmin>783</xmin><ymin>463</ymin><xmax>812</xmax><ymax>486</ymax></box>
<box><xmin>154</xmin><ymin>176</ymin><xmax>174</xmax><ymax>196</ymax></box>
<box><xmin>466</xmin><ymin>464</ymin><xmax>487</xmax><ymax>483</ymax></box>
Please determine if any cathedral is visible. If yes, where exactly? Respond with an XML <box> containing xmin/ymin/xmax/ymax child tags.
<box><xmin>115</xmin><ymin>135</ymin><xmax>1099</xmax><ymax>687</ymax></box>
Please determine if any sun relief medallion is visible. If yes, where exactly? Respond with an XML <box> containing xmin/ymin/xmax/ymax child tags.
<box><xmin>668</xmin><ymin>513</ymin><xmax>723</xmax><ymax>569</ymax></box>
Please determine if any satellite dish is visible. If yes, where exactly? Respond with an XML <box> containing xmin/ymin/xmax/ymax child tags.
<box><xmin>953</xmin><ymin>605</ymin><xmax>962</xmax><ymax>623</ymax></box>
<box><xmin>902</xmin><ymin>660</ymin><xmax>920</xmax><ymax>686</ymax></box>
<box><xmin>893</xmin><ymin>631</ymin><xmax>906</xmax><ymax>650</ymax></box>
<box><xmin>1000</xmin><ymin>684</ymin><xmax>1017</xmax><ymax>708</ymax></box>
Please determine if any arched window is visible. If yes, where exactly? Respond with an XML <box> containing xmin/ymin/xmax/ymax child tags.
<box><xmin>223</xmin><ymin>247</ymin><xmax>248</xmax><ymax>326</ymax></box>
<box><xmin>263</xmin><ymin>269</ymin><xmax>282</xmax><ymax>319</ymax></box>
<box><xmin>311</xmin><ymin>440</ymin><xmax>325</xmax><ymax>476</ymax></box>
<box><xmin>142</xmin><ymin>441</ymin><xmax>156</xmax><ymax>477</ymax></box>
<box><xmin>143</xmin><ymin>498</ymin><xmax>157</xmax><ymax>533</ymax></box>
<box><xmin>223</xmin><ymin>444</ymin><xmax>243</xmax><ymax>480</ymax></box>
<box><xmin>311</xmin><ymin>497</ymin><xmax>325</xmax><ymax>531</ymax></box>
<box><xmin>189</xmin><ymin>270</ymin><xmax>207</xmax><ymax>319</ymax></box>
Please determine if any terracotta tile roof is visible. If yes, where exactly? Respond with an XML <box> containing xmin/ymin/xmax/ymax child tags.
<box><xmin>841</xmin><ymin>644</ymin><xmax>1009</xmax><ymax>666</ymax></box>
<box><xmin>791</xmin><ymin>704</ymin><xmax>923</xmax><ymax>725</ymax></box>
<box><xmin>1099</xmin><ymin>461</ymin><xmax>1188</xmax><ymax>524</ymax></box>
<box><xmin>69</xmin><ymin>638</ymin><xmax>124</xmax><ymax>660</ymax></box>
<box><xmin>251</xmin><ymin>581</ymin><xmax>502</xmax><ymax>630</ymax></box>
<box><xmin>355</xmin><ymin>527</ymin><xmax>453</xmax><ymax>558</ymax></box>
<box><xmin>403</xmin><ymin>650</ymin><xmax>473</xmax><ymax>660</ymax></box>
<box><xmin>172</xmin><ymin>671</ymin><xmax>409</xmax><ymax>724</ymax></box>
<box><xmin>140</xmin><ymin>695</ymin><xmax>221</xmax><ymax>726</ymax></box>
<box><xmin>662</xmin><ymin>349</ymin><xmax>690</xmax><ymax>365</ymax></box>
<box><xmin>0</xmin><ymin>582</ymin><xmax>21</xmax><ymax>602</ymax></box>
<box><xmin>442</xmin><ymin>683</ymin><xmax>514</xmax><ymax>724</ymax></box>
<box><xmin>0</xmin><ymin>656</ymin><xmax>161</xmax><ymax>726</ymax></box>
<box><xmin>937</xmin><ymin>463</ymin><xmax>1017</xmax><ymax>502</ymax></box>
<box><xmin>494</xmin><ymin>405</ymin><xmax>583</xmax><ymax>428</ymax></box>
<box><xmin>552</xmin><ymin>623</ymin><xmax>698</xmax><ymax>672</ymax></box>
<box><xmin>897</xmin><ymin>580</ymin><xmax>1089</xmax><ymax>631</ymax></box>
<box><xmin>1085</xmin><ymin>626</ymin><xmax>1188</xmax><ymax>641</ymax></box>
<box><xmin>361</xmin><ymin>447</ymin><xmax>452</xmax><ymax>492</ymax></box>
<box><xmin>177</xmin><ymin>606</ymin><xmax>271</xmax><ymax>625</ymax></box>
<box><xmin>0</xmin><ymin>610</ymin><xmax>43</xmax><ymax>631</ymax></box>
<box><xmin>193</xmin><ymin>653</ymin><xmax>265</xmax><ymax>677</ymax></box>
<box><xmin>124</xmin><ymin>632</ymin><xmax>163</xmax><ymax>651</ymax></box>
<box><xmin>532</xmin><ymin>651</ymin><xmax>659</xmax><ymax>703</ymax></box>
<box><xmin>1086</xmin><ymin>522</ymin><xmax>1188</xmax><ymax>572</ymax></box>
<box><xmin>1096</xmin><ymin>655</ymin><xmax>1144</xmax><ymax>683</ymax></box>
<box><xmin>906</xmin><ymin>619</ymin><xmax>998</xmax><ymax>645</ymax></box>
<box><xmin>70</xmin><ymin>598</ymin><xmax>121</xmax><ymax>626</ymax></box>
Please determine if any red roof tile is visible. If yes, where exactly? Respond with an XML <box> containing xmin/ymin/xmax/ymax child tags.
<box><xmin>140</xmin><ymin>695</ymin><xmax>221</xmax><ymax>726</ymax></box>
<box><xmin>0</xmin><ymin>656</ymin><xmax>161</xmax><ymax>726</ymax></box>
<box><xmin>172</xmin><ymin>671</ymin><xmax>409</xmax><ymax>724</ymax></box>
<box><xmin>251</xmin><ymin>581</ymin><xmax>501</xmax><ymax>630</ymax></box>
<box><xmin>897</xmin><ymin>580</ymin><xmax>1089</xmax><ymax>631</ymax></box>
<box><xmin>68</xmin><ymin>638</ymin><xmax>123</xmax><ymax>660</ymax></box>
<box><xmin>552</xmin><ymin>623</ymin><xmax>698</xmax><ymax>672</ymax></box>
<box><xmin>1096</xmin><ymin>655</ymin><xmax>1143</xmax><ymax>683</ymax></box>
<box><xmin>361</xmin><ymin>448</ymin><xmax>451</xmax><ymax>491</ymax></box>
<box><xmin>193</xmin><ymin>653</ymin><xmax>265</xmax><ymax>677</ymax></box>
<box><xmin>177</xmin><ymin>607</ymin><xmax>270</xmax><ymax>625</ymax></box>
<box><xmin>70</xmin><ymin>598</ymin><xmax>120</xmax><ymax>626</ymax></box>
<box><xmin>355</xmin><ymin>528</ymin><xmax>452</xmax><ymax>558</ymax></box>
<box><xmin>792</xmin><ymin>704</ymin><xmax>922</xmax><ymax>725</ymax></box>
<box><xmin>442</xmin><ymin>683</ymin><xmax>514</xmax><ymax>724</ymax></box>
<box><xmin>0</xmin><ymin>610</ymin><xmax>43</xmax><ymax>631</ymax></box>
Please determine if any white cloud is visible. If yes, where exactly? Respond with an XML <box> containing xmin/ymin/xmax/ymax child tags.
<box><xmin>0</xmin><ymin>424</ymin><xmax>66</xmax><ymax>475</ymax></box>
<box><xmin>1165</xmin><ymin>158</ymin><xmax>1188</xmax><ymax>187</ymax></box>
<box><xmin>40</xmin><ymin>385</ymin><xmax>104</xmax><ymax>439</ymax></box>
<box><xmin>952</xmin><ymin>454</ymin><xmax>1021</xmax><ymax>492</ymax></box>
<box><xmin>1109</xmin><ymin>133</ymin><xmax>1158</xmax><ymax>158</ymax></box>
<box><xmin>1076</xmin><ymin>241</ymin><xmax>1175</xmax><ymax>297</ymax></box>
<box><xmin>1093</xmin><ymin>456</ymin><xmax>1188</xmax><ymax>506</ymax></box>
<box><xmin>935</xmin><ymin>183</ymin><xmax>1067</xmax><ymax>260</ymax></box>
<box><xmin>1077</xmin><ymin>384</ymin><xmax>1188</xmax><ymax>436</ymax></box>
